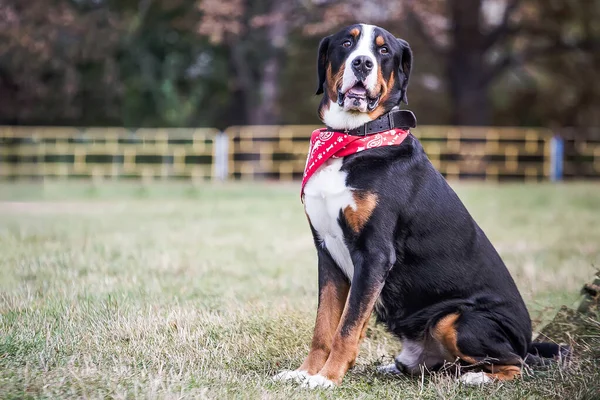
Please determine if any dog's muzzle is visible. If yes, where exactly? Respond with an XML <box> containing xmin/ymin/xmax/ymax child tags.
<box><xmin>338</xmin><ymin>82</ymin><xmax>381</xmax><ymax>112</ymax></box>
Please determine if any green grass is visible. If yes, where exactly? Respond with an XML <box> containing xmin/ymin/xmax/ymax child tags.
<box><xmin>0</xmin><ymin>181</ymin><xmax>599</xmax><ymax>399</ymax></box>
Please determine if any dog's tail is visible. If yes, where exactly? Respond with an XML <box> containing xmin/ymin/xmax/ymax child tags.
<box><xmin>525</xmin><ymin>342</ymin><xmax>571</xmax><ymax>366</ymax></box>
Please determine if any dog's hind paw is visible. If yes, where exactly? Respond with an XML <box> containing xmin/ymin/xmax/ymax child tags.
<box><xmin>300</xmin><ymin>374</ymin><xmax>335</xmax><ymax>389</ymax></box>
<box><xmin>459</xmin><ymin>372</ymin><xmax>493</xmax><ymax>385</ymax></box>
<box><xmin>273</xmin><ymin>370</ymin><xmax>309</xmax><ymax>382</ymax></box>
<box><xmin>377</xmin><ymin>363</ymin><xmax>403</xmax><ymax>375</ymax></box>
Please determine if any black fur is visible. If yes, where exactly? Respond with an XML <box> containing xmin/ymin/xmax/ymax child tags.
<box><xmin>396</xmin><ymin>38</ymin><xmax>412</xmax><ymax>104</ymax></box>
<box><xmin>338</xmin><ymin>138</ymin><xmax>537</xmax><ymax>363</ymax></box>
<box><xmin>315</xmin><ymin>36</ymin><xmax>331</xmax><ymax>95</ymax></box>
<box><xmin>309</xmin><ymin>24</ymin><xmax>563</xmax><ymax>376</ymax></box>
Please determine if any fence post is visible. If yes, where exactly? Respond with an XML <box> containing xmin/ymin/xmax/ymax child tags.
<box><xmin>550</xmin><ymin>134</ymin><xmax>564</xmax><ymax>182</ymax></box>
<box><xmin>214</xmin><ymin>132</ymin><xmax>229</xmax><ymax>181</ymax></box>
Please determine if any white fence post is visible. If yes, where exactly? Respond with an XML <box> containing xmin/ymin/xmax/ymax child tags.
<box><xmin>213</xmin><ymin>132</ymin><xmax>229</xmax><ymax>181</ymax></box>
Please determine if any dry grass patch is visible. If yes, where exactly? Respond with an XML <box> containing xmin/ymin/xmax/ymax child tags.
<box><xmin>1</xmin><ymin>182</ymin><xmax>599</xmax><ymax>399</ymax></box>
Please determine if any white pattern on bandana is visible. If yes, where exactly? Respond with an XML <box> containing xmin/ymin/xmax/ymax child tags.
<box><xmin>301</xmin><ymin>128</ymin><xmax>410</xmax><ymax>199</ymax></box>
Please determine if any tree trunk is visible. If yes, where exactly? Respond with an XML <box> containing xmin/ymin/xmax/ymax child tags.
<box><xmin>251</xmin><ymin>56</ymin><xmax>280</xmax><ymax>125</ymax></box>
<box><xmin>229</xmin><ymin>43</ymin><xmax>255</xmax><ymax>126</ymax></box>
<box><xmin>249</xmin><ymin>1</ymin><xmax>290</xmax><ymax>125</ymax></box>
<box><xmin>447</xmin><ymin>63</ymin><xmax>491</xmax><ymax>126</ymax></box>
<box><xmin>446</xmin><ymin>0</ymin><xmax>491</xmax><ymax>126</ymax></box>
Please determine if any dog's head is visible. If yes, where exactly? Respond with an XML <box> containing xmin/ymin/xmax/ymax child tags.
<box><xmin>316</xmin><ymin>24</ymin><xmax>412</xmax><ymax>130</ymax></box>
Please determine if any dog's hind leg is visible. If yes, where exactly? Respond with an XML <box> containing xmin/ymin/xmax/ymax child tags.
<box><xmin>380</xmin><ymin>339</ymin><xmax>448</xmax><ymax>375</ymax></box>
<box><xmin>378</xmin><ymin>340</ymin><xmax>427</xmax><ymax>376</ymax></box>
<box><xmin>432</xmin><ymin>312</ymin><xmax>526</xmax><ymax>384</ymax></box>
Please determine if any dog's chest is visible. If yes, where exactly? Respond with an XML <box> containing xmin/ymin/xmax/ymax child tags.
<box><xmin>303</xmin><ymin>158</ymin><xmax>356</xmax><ymax>281</ymax></box>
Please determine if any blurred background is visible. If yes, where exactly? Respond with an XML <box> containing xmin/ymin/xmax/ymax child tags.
<box><xmin>1</xmin><ymin>0</ymin><xmax>600</xmax><ymax>129</ymax></box>
<box><xmin>0</xmin><ymin>0</ymin><xmax>599</xmax><ymax>181</ymax></box>
<box><xmin>0</xmin><ymin>0</ymin><xmax>600</xmax><ymax>180</ymax></box>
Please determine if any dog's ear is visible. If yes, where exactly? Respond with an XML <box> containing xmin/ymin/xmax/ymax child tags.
<box><xmin>316</xmin><ymin>35</ymin><xmax>331</xmax><ymax>95</ymax></box>
<box><xmin>396</xmin><ymin>38</ymin><xmax>413</xmax><ymax>104</ymax></box>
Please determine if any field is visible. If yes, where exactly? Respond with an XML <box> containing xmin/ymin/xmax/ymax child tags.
<box><xmin>1</xmin><ymin>181</ymin><xmax>599</xmax><ymax>399</ymax></box>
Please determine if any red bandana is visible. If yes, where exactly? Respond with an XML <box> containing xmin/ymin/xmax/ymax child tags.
<box><xmin>301</xmin><ymin>128</ymin><xmax>410</xmax><ymax>198</ymax></box>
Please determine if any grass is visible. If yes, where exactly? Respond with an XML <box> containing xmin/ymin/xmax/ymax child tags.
<box><xmin>0</xmin><ymin>181</ymin><xmax>599</xmax><ymax>399</ymax></box>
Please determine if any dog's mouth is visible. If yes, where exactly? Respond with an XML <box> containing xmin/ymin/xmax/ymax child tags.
<box><xmin>338</xmin><ymin>83</ymin><xmax>380</xmax><ymax>112</ymax></box>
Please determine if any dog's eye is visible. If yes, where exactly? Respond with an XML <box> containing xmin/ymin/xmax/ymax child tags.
<box><xmin>379</xmin><ymin>46</ymin><xmax>389</xmax><ymax>55</ymax></box>
<box><xmin>342</xmin><ymin>40</ymin><xmax>352</xmax><ymax>48</ymax></box>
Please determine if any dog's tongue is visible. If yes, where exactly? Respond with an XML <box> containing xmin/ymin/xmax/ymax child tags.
<box><xmin>347</xmin><ymin>85</ymin><xmax>367</xmax><ymax>97</ymax></box>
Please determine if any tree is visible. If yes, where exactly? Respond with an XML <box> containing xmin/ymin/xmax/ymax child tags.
<box><xmin>115</xmin><ymin>0</ymin><xmax>230</xmax><ymax>127</ymax></box>
<box><xmin>0</xmin><ymin>0</ymin><xmax>598</xmax><ymax>129</ymax></box>
<box><xmin>405</xmin><ymin>0</ymin><xmax>600</xmax><ymax>126</ymax></box>
<box><xmin>0</xmin><ymin>0</ymin><xmax>122</xmax><ymax>125</ymax></box>
<box><xmin>197</xmin><ymin>0</ymin><xmax>299</xmax><ymax>125</ymax></box>
<box><xmin>196</xmin><ymin>0</ymin><xmax>403</xmax><ymax>126</ymax></box>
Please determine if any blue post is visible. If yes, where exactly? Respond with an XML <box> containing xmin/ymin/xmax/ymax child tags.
<box><xmin>550</xmin><ymin>135</ymin><xmax>564</xmax><ymax>182</ymax></box>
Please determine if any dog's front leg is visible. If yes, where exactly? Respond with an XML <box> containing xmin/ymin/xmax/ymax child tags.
<box><xmin>274</xmin><ymin>248</ymin><xmax>349</xmax><ymax>382</ymax></box>
<box><xmin>300</xmin><ymin>248</ymin><xmax>350</xmax><ymax>374</ymax></box>
<box><xmin>305</xmin><ymin>248</ymin><xmax>392</xmax><ymax>387</ymax></box>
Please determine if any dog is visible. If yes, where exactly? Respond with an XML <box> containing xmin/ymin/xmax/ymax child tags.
<box><xmin>274</xmin><ymin>23</ymin><xmax>564</xmax><ymax>388</ymax></box>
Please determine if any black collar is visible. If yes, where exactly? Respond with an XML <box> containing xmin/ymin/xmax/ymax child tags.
<box><xmin>327</xmin><ymin>109</ymin><xmax>417</xmax><ymax>136</ymax></box>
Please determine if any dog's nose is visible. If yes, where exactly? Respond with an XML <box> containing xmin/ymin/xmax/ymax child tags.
<box><xmin>351</xmin><ymin>56</ymin><xmax>374</xmax><ymax>76</ymax></box>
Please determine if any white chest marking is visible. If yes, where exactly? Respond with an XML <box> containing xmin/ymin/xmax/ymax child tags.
<box><xmin>304</xmin><ymin>158</ymin><xmax>356</xmax><ymax>281</ymax></box>
<box><xmin>322</xmin><ymin>100</ymin><xmax>374</xmax><ymax>131</ymax></box>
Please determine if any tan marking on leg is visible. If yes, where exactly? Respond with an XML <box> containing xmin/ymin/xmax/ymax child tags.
<box><xmin>343</xmin><ymin>191</ymin><xmax>378</xmax><ymax>233</ymax></box>
<box><xmin>358</xmin><ymin>317</ymin><xmax>370</xmax><ymax>343</ymax></box>
<box><xmin>375</xmin><ymin>35</ymin><xmax>385</xmax><ymax>46</ymax></box>
<box><xmin>299</xmin><ymin>281</ymin><xmax>349</xmax><ymax>375</ymax></box>
<box><xmin>434</xmin><ymin>314</ymin><xmax>523</xmax><ymax>381</ymax></box>
<box><xmin>433</xmin><ymin>313</ymin><xmax>478</xmax><ymax>364</ymax></box>
<box><xmin>348</xmin><ymin>317</ymin><xmax>371</xmax><ymax>369</ymax></box>
<box><xmin>316</xmin><ymin>290</ymin><xmax>380</xmax><ymax>385</ymax></box>
<box><xmin>484</xmin><ymin>364</ymin><xmax>522</xmax><ymax>381</ymax></box>
<box><xmin>318</xmin><ymin>317</ymin><xmax>368</xmax><ymax>383</ymax></box>
<box><xmin>350</xmin><ymin>28</ymin><xmax>360</xmax><ymax>38</ymax></box>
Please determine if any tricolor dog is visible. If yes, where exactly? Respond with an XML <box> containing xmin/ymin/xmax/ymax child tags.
<box><xmin>274</xmin><ymin>23</ymin><xmax>565</xmax><ymax>388</ymax></box>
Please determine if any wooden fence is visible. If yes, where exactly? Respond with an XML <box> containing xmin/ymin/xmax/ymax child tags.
<box><xmin>225</xmin><ymin>125</ymin><xmax>553</xmax><ymax>181</ymax></box>
<box><xmin>0</xmin><ymin>127</ymin><xmax>218</xmax><ymax>181</ymax></box>
<box><xmin>1</xmin><ymin>125</ymin><xmax>599</xmax><ymax>181</ymax></box>
<box><xmin>561</xmin><ymin>128</ymin><xmax>600</xmax><ymax>179</ymax></box>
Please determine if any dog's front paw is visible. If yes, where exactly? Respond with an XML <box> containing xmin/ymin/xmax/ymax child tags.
<box><xmin>273</xmin><ymin>370</ymin><xmax>310</xmax><ymax>383</ymax></box>
<box><xmin>300</xmin><ymin>374</ymin><xmax>335</xmax><ymax>389</ymax></box>
<box><xmin>459</xmin><ymin>372</ymin><xmax>493</xmax><ymax>385</ymax></box>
